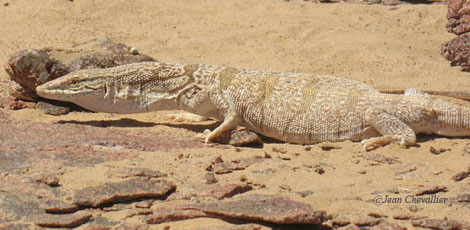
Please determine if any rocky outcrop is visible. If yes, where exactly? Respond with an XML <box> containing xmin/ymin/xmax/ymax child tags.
<box><xmin>442</xmin><ymin>0</ymin><xmax>470</xmax><ymax>72</ymax></box>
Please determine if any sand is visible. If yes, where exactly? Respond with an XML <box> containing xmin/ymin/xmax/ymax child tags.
<box><xmin>0</xmin><ymin>0</ymin><xmax>469</xmax><ymax>229</ymax></box>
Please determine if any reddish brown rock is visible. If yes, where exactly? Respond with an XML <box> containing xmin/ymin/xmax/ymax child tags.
<box><xmin>82</xmin><ymin>225</ymin><xmax>113</xmax><ymax>230</ymax></box>
<box><xmin>8</xmin><ymin>99</ymin><xmax>36</xmax><ymax>110</ymax></box>
<box><xmin>457</xmin><ymin>193</ymin><xmax>470</xmax><ymax>202</ymax></box>
<box><xmin>73</xmin><ymin>179</ymin><xmax>175</xmax><ymax>207</ymax></box>
<box><xmin>35</xmin><ymin>101</ymin><xmax>70</xmax><ymax>116</ymax></box>
<box><xmin>40</xmin><ymin>199</ymin><xmax>78</xmax><ymax>214</ymax></box>
<box><xmin>353</xmin><ymin>217</ymin><xmax>381</xmax><ymax>227</ymax></box>
<box><xmin>205</xmin><ymin>172</ymin><xmax>218</xmax><ymax>184</ymax></box>
<box><xmin>332</xmin><ymin>215</ymin><xmax>351</xmax><ymax>227</ymax></box>
<box><xmin>113</xmin><ymin>223</ymin><xmax>150</xmax><ymax>230</ymax></box>
<box><xmin>66</xmin><ymin>38</ymin><xmax>155</xmax><ymax>70</ymax></box>
<box><xmin>0</xmin><ymin>223</ymin><xmax>32</xmax><ymax>229</ymax></box>
<box><xmin>195</xmin><ymin>224</ymin><xmax>262</xmax><ymax>230</ymax></box>
<box><xmin>33</xmin><ymin>211</ymin><xmax>92</xmax><ymax>228</ymax></box>
<box><xmin>447</xmin><ymin>0</ymin><xmax>470</xmax><ymax>35</ymax></box>
<box><xmin>146</xmin><ymin>194</ymin><xmax>328</xmax><ymax>225</ymax></box>
<box><xmin>451</xmin><ymin>170</ymin><xmax>469</xmax><ymax>181</ymax></box>
<box><xmin>31</xmin><ymin>172</ymin><xmax>60</xmax><ymax>186</ymax></box>
<box><xmin>145</xmin><ymin>206</ymin><xmax>208</xmax><ymax>224</ymax></box>
<box><xmin>414</xmin><ymin>185</ymin><xmax>447</xmax><ymax>196</ymax></box>
<box><xmin>411</xmin><ymin>218</ymin><xmax>467</xmax><ymax>230</ymax></box>
<box><xmin>4</xmin><ymin>49</ymin><xmax>70</xmax><ymax>95</ymax></box>
<box><xmin>0</xmin><ymin>111</ymin><xmax>202</xmax><ymax>170</ymax></box>
<box><xmin>369</xmin><ymin>222</ymin><xmax>406</xmax><ymax>230</ymax></box>
<box><xmin>212</xmin><ymin>129</ymin><xmax>263</xmax><ymax>146</ymax></box>
<box><xmin>167</xmin><ymin>183</ymin><xmax>253</xmax><ymax>200</ymax></box>
<box><xmin>442</xmin><ymin>34</ymin><xmax>470</xmax><ymax>71</ymax></box>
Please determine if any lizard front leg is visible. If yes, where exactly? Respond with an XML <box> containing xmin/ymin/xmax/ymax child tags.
<box><xmin>361</xmin><ymin>107</ymin><xmax>416</xmax><ymax>151</ymax></box>
<box><xmin>204</xmin><ymin>89</ymin><xmax>238</xmax><ymax>144</ymax></box>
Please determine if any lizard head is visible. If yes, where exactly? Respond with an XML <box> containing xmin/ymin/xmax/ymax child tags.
<box><xmin>430</xmin><ymin>96</ymin><xmax>470</xmax><ymax>136</ymax></box>
<box><xmin>36</xmin><ymin>69</ymin><xmax>107</xmax><ymax>106</ymax></box>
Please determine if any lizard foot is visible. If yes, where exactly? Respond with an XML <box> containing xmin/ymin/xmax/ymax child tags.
<box><xmin>193</xmin><ymin>129</ymin><xmax>211</xmax><ymax>142</ymax></box>
<box><xmin>168</xmin><ymin>112</ymin><xmax>209</xmax><ymax>123</ymax></box>
<box><xmin>361</xmin><ymin>135</ymin><xmax>410</xmax><ymax>151</ymax></box>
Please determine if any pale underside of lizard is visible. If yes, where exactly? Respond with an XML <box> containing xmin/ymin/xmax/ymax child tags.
<box><xmin>36</xmin><ymin>62</ymin><xmax>470</xmax><ymax>150</ymax></box>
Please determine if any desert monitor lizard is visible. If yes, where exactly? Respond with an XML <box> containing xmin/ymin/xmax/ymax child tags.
<box><xmin>36</xmin><ymin>61</ymin><xmax>470</xmax><ymax>150</ymax></box>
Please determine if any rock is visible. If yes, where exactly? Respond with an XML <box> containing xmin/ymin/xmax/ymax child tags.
<box><xmin>212</xmin><ymin>129</ymin><xmax>263</xmax><ymax>146</ymax></box>
<box><xmin>31</xmin><ymin>172</ymin><xmax>60</xmax><ymax>186</ymax></box>
<box><xmin>296</xmin><ymin>190</ymin><xmax>314</xmax><ymax>197</ymax></box>
<box><xmin>195</xmin><ymin>224</ymin><xmax>262</xmax><ymax>230</ymax></box>
<box><xmin>451</xmin><ymin>170</ymin><xmax>469</xmax><ymax>181</ymax></box>
<box><xmin>0</xmin><ymin>223</ymin><xmax>32</xmax><ymax>229</ymax></box>
<box><xmin>66</xmin><ymin>38</ymin><xmax>155</xmax><ymax>70</ymax></box>
<box><xmin>146</xmin><ymin>206</ymin><xmax>209</xmax><ymax>224</ymax></box>
<box><xmin>429</xmin><ymin>146</ymin><xmax>450</xmax><ymax>155</ymax></box>
<box><xmin>363</xmin><ymin>154</ymin><xmax>400</xmax><ymax>165</ymax></box>
<box><xmin>8</xmin><ymin>99</ymin><xmax>36</xmax><ymax>110</ymax></box>
<box><xmin>8</xmin><ymin>81</ymin><xmax>37</xmax><ymax>101</ymax></box>
<box><xmin>393</xmin><ymin>214</ymin><xmax>427</xmax><ymax>220</ymax></box>
<box><xmin>113</xmin><ymin>223</ymin><xmax>150</xmax><ymax>230</ymax></box>
<box><xmin>35</xmin><ymin>101</ymin><xmax>70</xmax><ymax>115</ymax></box>
<box><xmin>82</xmin><ymin>225</ymin><xmax>113</xmax><ymax>230</ymax></box>
<box><xmin>146</xmin><ymin>194</ymin><xmax>328</xmax><ymax>225</ymax></box>
<box><xmin>411</xmin><ymin>218</ymin><xmax>467</xmax><ymax>230</ymax></box>
<box><xmin>167</xmin><ymin>183</ymin><xmax>253</xmax><ymax>200</ymax></box>
<box><xmin>353</xmin><ymin>217</ymin><xmax>381</xmax><ymax>227</ymax></box>
<box><xmin>381</xmin><ymin>0</ymin><xmax>402</xmax><ymax>5</ymax></box>
<box><xmin>414</xmin><ymin>185</ymin><xmax>447</xmax><ymax>196</ymax></box>
<box><xmin>318</xmin><ymin>142</ymin><xmax>342</xmax><ymax>151</ymax></box>
<box><xmin>205</xmin><ymin>172</ymin><xmax>218</xmax><ymax>184</ymax></box>
<box><xmin>369</xmin><ymin>222</ymin><xmax>406</xmax><ymax>230</ymax></box>
<box><xmin>33</xmin><ymin>211</ymin><xmax>92</xmax><ymax>228</ymax></box>
<box><xmin>40</xmin><ymin>199</ymin><xmax>78</xmax><ymax>214</ymax></box>
<box><xmin>73</xmin><ymin>179</ymin><xmax>175</xmax><ymax>207</ymax></box>
<box><xmin>332</xmin><ymin>215</ymin><xmax>351</xmax><ymax>227</ymax></box>
<box><xmin>206</xmin><ymin>155</ymin><xmax>265</xmax><ymax>174</ymax></box>
<box><xmin>441</xmin><ymin>34</ymin><xmax>470</xmax><ymax>72</ymax></box>
<box><xmin>4</xmin><ymin>49</ymin><xmax>70</xmax><ymax>97</ymax></box>
<box><xmin>272</xmin><ymin>146</ymin><xmax>287</xmax><ymax>154</ymax></box>
<box><xmin>447</xmin><ymin>0</ymin><xmax>470</xmax><ymax>35</ymax></box>
<box><xmin>457</xmin><ymin>193</ymin><xmax>470</xmax><ymax>202</ymax></box>
<box><xmin>114</xmin><ymin>167</ymin><xmax>167</xmax><ymax>179</ymax></box>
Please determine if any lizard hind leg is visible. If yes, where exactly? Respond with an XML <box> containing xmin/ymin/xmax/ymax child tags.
<box><xmin>361</xmin><ymin>107</ymin><xmax>416</xmax><ymax>151</ymax></box>
<box><xmin>204</xmin><ymin>89</ymin><xmax>238</xmax><ymax>144</ymax></box>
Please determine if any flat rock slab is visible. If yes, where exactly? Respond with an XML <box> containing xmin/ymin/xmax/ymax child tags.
<box><xmin>73</xmin><ymin>178</ymin><xmax>176</xmax><ymax>207</ymax></box>
<box><xmin>411</xmin><ymin>218</ymin><xmax>470</xmax><ymax>230</ymax></box>
<box><xmin>0</xmin><ymin>110</ymin><xmax>202</xmax><ymax>170</ymax></box>
<box><xmin>33</xmin><ymin>211</ymin><xmax>92</xmax><ymax>228</ymax></box>
<box><xmin>195</xmin><ymin>224</ymin><xmax>262</xmax><ymax>230</ymax></box>
<box><xmin>167</xmin><ymin>183</ymin><xmax>253</xmax><ymax>200</ymax></box>
<box><xmin>146</xmin><ymin>194</ymin><xmax>328</xmax><ymax>225</ymax></box>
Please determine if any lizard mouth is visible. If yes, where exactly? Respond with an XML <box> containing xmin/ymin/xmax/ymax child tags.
<box><xmin>36</xmin><ymin>84</ymin><xmax>89</xmax><ymax>100</ymax></box>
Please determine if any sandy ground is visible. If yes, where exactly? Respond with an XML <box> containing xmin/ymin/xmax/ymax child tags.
<box><xmin>1</xmin><ymin>0</ymin><xmax>469</xmax><ymax>229</ymax></box>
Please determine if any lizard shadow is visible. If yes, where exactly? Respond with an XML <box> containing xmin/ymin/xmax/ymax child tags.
<box><xmin>56</xmin><ymin>118</ymin><xmax>220</xmax><ymax>133</ymax></box>
<box><xmin>56</xmin><ymin>118</ymin><xmax>282</xmax><ymax>145</ymax></box>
